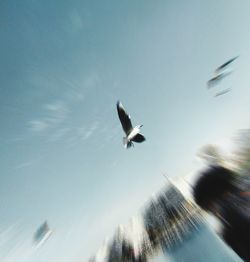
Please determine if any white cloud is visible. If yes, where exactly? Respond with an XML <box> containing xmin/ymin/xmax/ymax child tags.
<box><xmin>28</xmin><ymin>120</ymin><xmax>49</xmax><ymax>132</ymax></box>
<box><xmin>44</xmin><ymin>101</ymin><xmax>70</xmax><ymax>123</ymax></box>
<box><xmin>78</xmin><ymin>121</ymin><xmax>99</xmax><ymax>141</ymax></box>
<box><xmin>74</xmin><ymin>92</ymin><xmax>85</xmax><ymax>102</ymax></box>
<box><xmin>62</xmin><ymin>79</ymin><xmax>85</xmax><ymax>102</ymax></box>
<box><xmin>29</xmin><ymin>101</ymin><xmax>70</xmax><ymax>134</ymax></box>
<box><xmin>27</xmin><ymin>70</ymin><xmax>103</xmax><ymax>146</ymax></box>
<box><xmin>69</xmin><ymin>10</ymin><xmax>84</xmax><ymax>32</ymax></box>
<box><xmin>48</xmin><ymin>127</ymin><xmax>71</xmax><ymax>142</ymax></box>
<box><xmin>15</xmin><ymin>161</ymin><xmax>33</xmax><ymax>170</ymax></box>
<box><xmin>84</xmin><ymin>71</ymin><xmax>100</xmax><ymax>89</ymax></box>
<box><xmin>65</xmin><ymin>71</ymin><xmax>99</xmax><ymax>102</ymax></box>
<box><xmin>66</xmin><ymin>8</ymin><xmax>91</xmax><ymax>34</ymax></box>
<box><xmin>14</xmin><ymin>157</ymin><xmax>43</xmax><ymax>170</ymax></box>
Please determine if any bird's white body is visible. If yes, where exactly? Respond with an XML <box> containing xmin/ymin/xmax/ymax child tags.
<box><xmin>123</xmin><ymin>126</ymin><xmax>142</xmax><ymax>148</ymax></box>
<box><xmin>127</xmin><ymin>126</ymin><xmax>141</xmax><ymax>141</ymax></box>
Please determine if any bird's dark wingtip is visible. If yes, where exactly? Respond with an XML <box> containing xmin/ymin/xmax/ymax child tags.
<box><xmin>116</xmin><ymin>100</ymin><xmax>122</xmax><ymax>108</ymax></box>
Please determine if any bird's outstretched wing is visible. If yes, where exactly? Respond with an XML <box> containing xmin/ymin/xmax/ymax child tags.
<box><xmin>117</xmin><ymin>101</ymin><xmax>133</xmax><ymax>135</ymax></box>
<box><xmin>132</xmin><ymin>133</ymin><xmax>146</xmax><ymax>143</ymax></box>
<box><xmin>215</xmin><ymin>56</ymin><xmax>239</xmax><ymax>73</ymax></box>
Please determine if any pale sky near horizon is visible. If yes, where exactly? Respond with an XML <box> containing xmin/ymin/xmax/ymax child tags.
<box><xmin>1</xmin><ymin>1</ymin><xmax>250</xmax><ymax>261</ymax></box>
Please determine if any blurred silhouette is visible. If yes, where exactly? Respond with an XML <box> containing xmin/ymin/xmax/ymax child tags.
<box><xmin>215</xmin><ymin>56</ymin><xmax>239</xmax><ymax>74</ymax></box>
<box><xmin>214</xmin><ymin>88</ymin><xmax>231</xmax><ymax>97</ymax></box>
<box><xmin>198</xmin><ymin>144</ymin><xmax>224</xmax><ymax>165</ymax></box>
<box><xmin>232</xmin><ymin>129</ymin><xmax>250</xmax><ymax>175</ymax></box>
<box><xmin>33</xmin><ymin>221</ymin><xmax>52</xmax><ymax>247</ymax></box>
<box><xmin>207</xmin><ymin>71</ymin><xmax>232</xmax><ymax>89</ymax></box>
<box><xmin>91</xmin><ymin>183</ymin><xmax>202</xmax><ymax>261</ymax></box>
<box><xmin>193</xmin><ymin>166</ymin><xmax>250</xmax><ymax>261</ymax></box>
<box><xmin>117</xmin><ymin>101</ymin><xmax>145</xmax><ymax>149</ymax></box>
<box><xmin>207</xmin><ymin>56</ymin><xmax>238</xmax><ymax>91</ymax></box>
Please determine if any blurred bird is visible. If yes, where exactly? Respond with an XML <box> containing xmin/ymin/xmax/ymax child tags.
<box><xmin>33</xmin><ymin>221</ymin><xmax>52</xmax><ymax>247</ymax></box>
<box><xmin>116</xmin><ymin>101</ymin><xmax>145</xmax><ymax>148</ymax></box>
<box><xmin>207</xmin><ymin>71</ymin><xmax>232</xmax><ymax>89</ymax></box>
<box><xmin>215</xmin><ymin>56</ymin><xmax>239</xmax><ymax>74</ymax></box>
<box><xmin>214</xmin><ymin>88</ymin><xmax>231</xmax><ymax>97</ymax></box>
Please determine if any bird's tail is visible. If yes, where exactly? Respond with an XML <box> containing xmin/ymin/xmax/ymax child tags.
<box><xmin>123</xmin><ymin>137</ymin><xmax>128</xmax><ymax>148</ymax></box>
<box><xmin>123</xmin><ymin>137</ymin><xmax>133</xmax><ymax>148</ymax></box>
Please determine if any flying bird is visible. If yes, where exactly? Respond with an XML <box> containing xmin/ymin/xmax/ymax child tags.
<box><xmin>215</xmin><ymin>56</ymin><xmax>239</xmax><ymax>73</ymax></box>
<box><xmin>207</xmin><ymin>71</ymin><xmax>232</xmax><ymax>89</ymax></box>
<box><xmin>116</xmin><ymin>101</ymin><xmax>145</xmax><ymax>148</ymax></box>
<box><xmin>214</xmin><ymin>88</ymin><xmax>231</xmax><ymax>97</ymax></box>
<box><xmin>33</xmin><ymin>221</ymin><xmax>52</xmax><ymax>248</ymax></box>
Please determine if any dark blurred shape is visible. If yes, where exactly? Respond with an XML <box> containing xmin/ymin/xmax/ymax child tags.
<box><xmin>143</xmin><ymin>184</ymin><xmax>201</xmax><ymax>253</ymax></box>
<box><xmin>33</xmin><ymin>221</ymin><xmax>52</xmax><ymax>246</ymax></box>
<box><xmin>207</xmin><ymin>71</ymin><xmax>232</xmax><ymax>89</ymax></box>
<box><xmin>107</xmin><ymin>228</ymin><xmax>136</xmax><ymax>262</ymax></box>
<box><xmin>193</xmin><ymin>166</ymin><xmax>250</xmax><ymax>261</ymax></box>
<box><xmin>116</xmin><ymin>101</ymin><xmax>146</xmax><ymax>149</ymax></box>
<box><xmin>215</xmin><ymin>56</ymin><xmax>239</xmax><ymax>74</ymax></box>
<box><xmin>214</xmin><ymin>88</ymin><xmax>231</xmax><ymax>97</ymax></box>
<box><xmin>207</xmin><ymin>56</ymin><xmax>238</xmax><ymax>91</ymax></box>
<box><xmin>193</xmin><ymin>166</ymin><xmax>236</xmax><ymax>211</ymax></box>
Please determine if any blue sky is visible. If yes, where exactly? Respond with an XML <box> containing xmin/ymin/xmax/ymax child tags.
<box><xmin>0</xmin><ymin>0</ymin><xmax>250</xmax><ymax>261</ymax></box>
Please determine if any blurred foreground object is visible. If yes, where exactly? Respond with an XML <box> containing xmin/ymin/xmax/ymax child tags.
<box><xmin>33</xmin><ymin>221</ymin><xmax>52</xmax><ymax>247</ymax></box>
<box><xmin>232</xmin><ymin>129</ymin><xmax>250</xmax><ymax>175</ymax></box>
<box><xmin>90</xmin><ymin>182</ymin><xmax>238</xmax><ymax>261</ymax></box>
<box><xmin>198</xmin><ymin>144</ymin><xmax>224</xmax><ymax>165</ymax></box>
<box><xmin>193</xmin><ymin>166</ymin><xmax>250</xmax><ymax>261</ymax></box>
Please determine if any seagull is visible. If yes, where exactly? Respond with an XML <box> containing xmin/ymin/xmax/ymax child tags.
<box><xmin>214</xmin><ymin>88</ymin><xmax>231</xmax><ymax>97</ymax></box>
<box><xmin>215</xmin><ymin>56</ymin><xmax>239</xmax><ymax>74</ymax></box>
<box><xmin>116</xmin><ymin>101</ymin><xmax>145</xmax><ymax>148</ymax></box>
<box><xmin>207</xmin><ymin>71</ymin><xmax>232</xmax><ymax>89</ymax></box>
